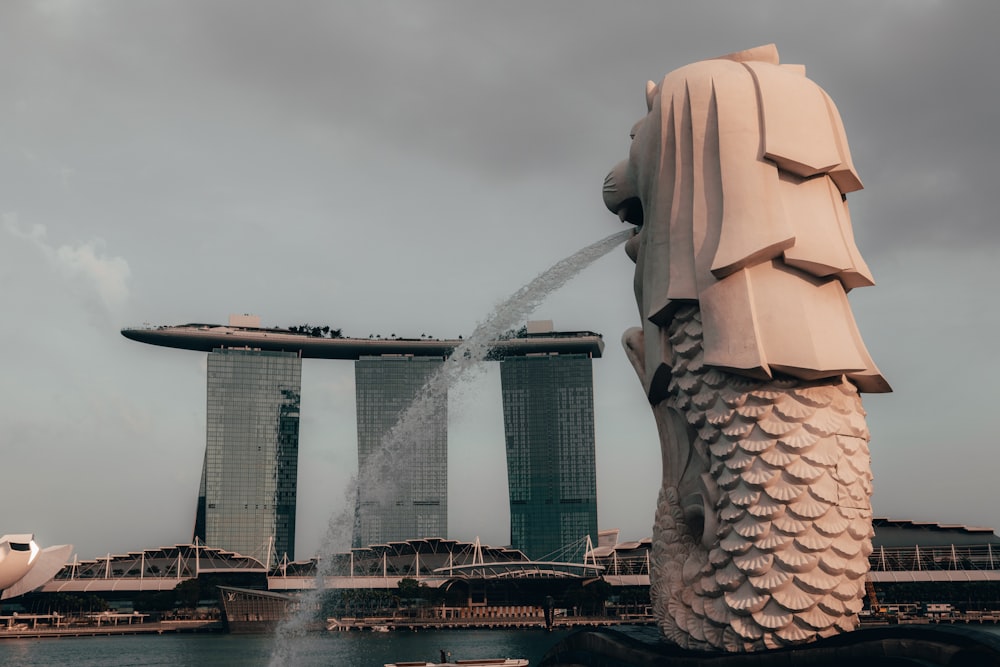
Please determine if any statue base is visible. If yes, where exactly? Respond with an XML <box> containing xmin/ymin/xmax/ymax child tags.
<box><xmin>538</xmin><ymin>624</ymin><xmax>1000</xmax><ymax>666</ymax></box>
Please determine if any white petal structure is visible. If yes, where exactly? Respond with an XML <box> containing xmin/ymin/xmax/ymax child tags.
<box><xmin>0</xmin><ymin>534</ymin><xmax>73</xmax><ymax>600</ymax></box>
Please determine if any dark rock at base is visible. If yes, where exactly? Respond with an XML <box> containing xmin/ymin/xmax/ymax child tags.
<box><xmin>538</xmin><ymin>624</ymin><xmax>1000</xmax><ymax>666</ymax></box>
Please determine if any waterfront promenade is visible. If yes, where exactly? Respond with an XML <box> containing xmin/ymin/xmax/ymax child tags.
<box><xmin>5</xmin><ymin>610</ymin><xmax>1000</xmax><ymax>641</ymax></box>
<box><xmin>868</xmin><ymin>610</ymin><xmax>1000</xmax><ymax>625</ymax></box>
<box><xmin>1</xmin><ymin>607</ymin><xmax>646</xmax><ymax>640</ymax></box>
<box><xmin>0</xmin><ymin>615</ymin><xmax>221</xmax><ymax>640</ymax></box>
<box><xmin>326</xmin><ymin>614</ymin><xmax>652</xmax><ymax>633</ymax></box>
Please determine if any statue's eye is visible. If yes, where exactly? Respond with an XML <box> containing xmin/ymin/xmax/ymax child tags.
<box><xmin>629</xmin><ymin>120</ymin><xmax>642</xmax><ymax>140</ymax></box>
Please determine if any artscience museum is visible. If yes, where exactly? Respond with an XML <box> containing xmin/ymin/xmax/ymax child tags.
<box><xmin>0</xmin><ymin>534</ymin><xmax>72</xmax><ymax>601</ymax></box>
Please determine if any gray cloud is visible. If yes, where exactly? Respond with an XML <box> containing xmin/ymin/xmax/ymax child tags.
<box><xmin>4</xmin><ymin>214</ymin><xmax>131</xmax><ymax>309</ymax></box>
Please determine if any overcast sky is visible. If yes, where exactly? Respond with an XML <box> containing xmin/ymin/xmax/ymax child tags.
<box><xmin>2</xmin><ymin>1</ymin><xmax>998</xmax><ymax>561</ymax></box>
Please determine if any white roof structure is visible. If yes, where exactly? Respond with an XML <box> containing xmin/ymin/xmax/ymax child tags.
<box><xmin>0</xmin><ymin>534</ymin><xmax>72</xmax><ymax>600</ymax></box>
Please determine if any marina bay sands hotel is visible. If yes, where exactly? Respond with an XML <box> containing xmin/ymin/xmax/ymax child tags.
<box><xmin>121</xmin><ymin>315</ymin><xmax>604</xmax><ymax>564</ymax></box>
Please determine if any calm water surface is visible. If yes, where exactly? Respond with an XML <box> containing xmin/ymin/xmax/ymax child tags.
<box><xmin>3</xmin><ymin>625</ymin><xmax>1000</xmax><ymax>666</ymax></box>
<box><xmin>0</xmin><ymin>628</ymin><xmax>574</xmax><ymax>667</ymax></box>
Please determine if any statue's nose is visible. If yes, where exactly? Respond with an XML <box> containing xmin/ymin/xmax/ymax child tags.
<box><xmin>602</xmin><ymin>160</ymin><xmax>630</xmax><ymax>213</ymax></box>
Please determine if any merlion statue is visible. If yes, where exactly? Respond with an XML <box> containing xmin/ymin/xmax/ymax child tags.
<box><xmin>603</xmin><ymin>44</ymin><xmax>891</xmax><ymax>652</ymax></box>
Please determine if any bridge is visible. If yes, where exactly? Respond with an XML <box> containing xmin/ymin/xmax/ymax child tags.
<box><xmin>41</xmin><ymin>534</ymin><xmax>1000</xmax><ymax>595</ymax></box>
<box><xmin>868</xmin><ymin>543</ymin><xmax>1000</xmax><ymax>583</ymax></box>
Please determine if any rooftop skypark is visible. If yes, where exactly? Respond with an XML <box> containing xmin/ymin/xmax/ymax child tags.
<box><xmin>121</xmin><ymin>320</ymin><xmax>605</xmax><ymax>360</ymax></box>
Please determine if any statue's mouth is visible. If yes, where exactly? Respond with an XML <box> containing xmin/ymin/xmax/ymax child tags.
<box><xmin>615</xmin><ymin>199</ymin><xmax>643</xmax><ymax>263</ymax></box>
<box><xmin>614</xmin><ymin>197</ymin><xmax>644</xmax><ymax>227</ymax></box>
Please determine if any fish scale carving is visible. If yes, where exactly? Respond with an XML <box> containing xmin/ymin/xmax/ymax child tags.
<box><xmin>649</xmin><ymin>305</ymin><xmax>874</xmax><ymax>652</ymax></box>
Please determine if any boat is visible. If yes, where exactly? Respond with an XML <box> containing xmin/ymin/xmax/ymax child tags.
<box><xmin>384</xmin><ymin>660</ymin><xmax>528</xmax><ymax>667</ymax></box>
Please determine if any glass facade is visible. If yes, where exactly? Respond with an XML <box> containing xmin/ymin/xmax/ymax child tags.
<box><xmin>193</xmin><ymin>348</ymin><xmax>301</xmax><ymax>563</ymax></box>
<box><xmin>354</xmin><ymin>356</ymin><xmax>447</xmax><ymax>547</ymax></box>
<box><xmin>500</xmin><ymin>353</ymin><xmax>598</xmax><ymax>560</ymax></box>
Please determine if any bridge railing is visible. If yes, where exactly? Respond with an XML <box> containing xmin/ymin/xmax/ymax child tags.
<box><xmin>869</xmin><ymin>544</ymin><xmax>1000</xmax><ymax>572</ymax></box>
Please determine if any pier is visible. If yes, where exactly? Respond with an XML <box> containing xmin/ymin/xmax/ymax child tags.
<box><xmin>0</xmin><ymin>614</ymin><xmax>222</xmax><ymax>640</ymax></box>
<box><xmin>325</xmin><ymin>614</ymin><xmax>652</xmax><ymax>633</ymax></box>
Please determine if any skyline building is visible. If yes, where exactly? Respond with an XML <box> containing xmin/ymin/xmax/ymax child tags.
<box><xmin>193</xmin><ymin>346</ymin><xmax>301</xmax><ymax>563</ymax></box>
<box><xmin>123</xmin><ymin>316</ymin><xmax>602</xmax><ymax>558</ymax></box>
<box><xmin>354</xmin><ymin>355</ymin><xmax>448</xmax><ymax>547</ymax></box>
<box><xmin>499</xmin><ymin>329</ymin><xmax>599</xmax><ymax>560</ymax></box>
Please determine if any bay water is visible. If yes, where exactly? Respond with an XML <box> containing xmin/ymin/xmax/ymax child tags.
<box><xmin>5</xmin><ymin>625</ymin><xmax>1000</xmax><ymax>666</ymax></box>
<box><xmin>0</xmin><ymin>628</ymin><xmax>574</xmax><ymax>666</ymax></box>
